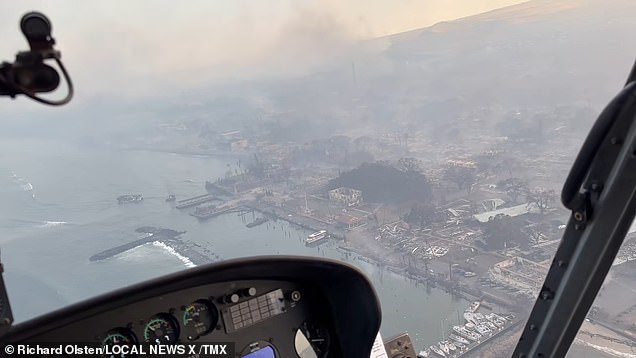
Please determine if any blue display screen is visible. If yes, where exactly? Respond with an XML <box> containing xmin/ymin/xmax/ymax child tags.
<box><xmin>242</xmin><ymin>346</ymin><xmax>276</xmax><ymax>358</ymax></box>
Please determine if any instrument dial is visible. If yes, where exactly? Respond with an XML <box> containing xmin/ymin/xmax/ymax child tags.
<box><xmin>101</xmin><ymin>328</ymin><xmax>137</xmax><ymax>358</ymax></box>
<box><xmin>144</xmin><ymin>314</ymin><xmax>179</xmax><ymax>344</ymax></box>
<box><xmin>183</xmin><ymin>300</ymin><xmax>217</xmax><ymax>340</ymax></box>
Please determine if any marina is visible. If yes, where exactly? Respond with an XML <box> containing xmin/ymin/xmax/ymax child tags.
<box><xmin>420</xmin><ymin>300</ymin><xmax>521</xmax><ymax>357</ymax></box>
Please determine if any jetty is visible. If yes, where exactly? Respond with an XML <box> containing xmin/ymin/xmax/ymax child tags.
<box><xmin>90</xmin><ymin>228</ymin><xmax>186</xmax><ymax>261</ymax></box>
<box><xmin>175</xmin><ymin>194</ymin><xmax>223</xmax><ymax>209</ymax></box>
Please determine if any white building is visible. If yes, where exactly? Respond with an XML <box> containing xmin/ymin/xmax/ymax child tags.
<box><xmin>473</xmin><ymin>202</ymin><xmax>540</xmax><ymax>223</ymax></box>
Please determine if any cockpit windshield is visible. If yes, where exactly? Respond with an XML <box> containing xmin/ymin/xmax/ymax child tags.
<box><xmin>1</xmin><ymin>1</ymin><xmax>636</xmax><ymax>357</ymax></box>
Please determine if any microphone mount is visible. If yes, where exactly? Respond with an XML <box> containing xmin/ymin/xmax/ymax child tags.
<box><xmin>0</xmin><ymin>11</ymin><xmax>73</xmax><ymax>106</ymax></box>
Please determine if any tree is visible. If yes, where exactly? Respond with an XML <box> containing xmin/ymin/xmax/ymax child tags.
<box><xmin>524</xmin><ymin>222</ymin><xmax>551</xmax><ymax>246</ymax></box>
<box><xmin>527</xmin><ymin>188</ymin><xmax>556</xmax><ymax>214</ymax></box>
<box><xmin>248</xmin><ymin>154</ymin><xmax>265</xmax><ymax>179</ymax></box>
<box><xmin>404</xmin><ymin>204</ymin><xmax>436</xmax><ymax>228</ymax></box>
<box><xmin>443</xmin><ymin>166</ymin><xmax>476</xmax><ymax>194</ymax></box>
<box><xmin>397</xmin><ymin>157</ymin><xmax>422</xmax><ymax>174</ymax></box>
<box><xmin>483</xmin><ymin>214</ymin><xmax>524</xmax><ymax>250</ymax></box>
<box><xmin>497</xmin><ymin>178</ymin><xmax>529</xmax><ymax>204</ymax></box>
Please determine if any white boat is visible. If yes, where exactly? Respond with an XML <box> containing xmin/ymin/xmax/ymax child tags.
<box><xmin>418</xmin><ymin>349</ymin><xmax>430</xmax><ymax>358</ymax></box>
<box><xmin>453</xmin><ymin>326</ymin><xmax>476</xmax><ymax>341</ymax></box>
<box><xmin>306</xmin><ymin>230</ymin><xmax>328</xmax><ymax>244</ymax></box>
<box><xmin>464</xmin><ymin>312</ymin><xmax>476</xmax><ymax>325</ymax></box>
<box><xmin>486</xmin><ymin>314</ymin><xmax>505</xmax><ymax>327</ymax></box>
<box><xmin>476</xmin><ymin>325</ymin><xmax>491</xmax><ymax>335</ymax></box>
<box><xmin>490</xmin><ymin>313</ymin><xmax>508</xmax><ymax>322</ymax></box>
<box><xmin>430</xmin><ymin>345</ymin><xmax>446</xmax><ymax>357</ymax></box>
<box><xmin>445</xmin><ymin>341</ymin><xmax>457</xmax><ymax>351</ymax></box>
<box><xmin>449</xmin><ymin>334</ymin><xmax>470</xmax><ymax>345</ymax></box>
<box><xmin>484</xmin><ymin>321</ymin><xmax>498</xmax><ymax>331</ymax></box>
<box><xmin>438</xmin><ymin>342</ymin><xmax>450</xmax><ymax>355</ymax></box>
<box><xmin>454</xmin><ymin>342</ymin><xmax>465</xmax><ymax>349</ymax></box>
<box><xmin>461</xmin><ymin>325</ymin><xmax>482</xmax><ymax>340</ymax></box>
<box><xmin>467</xmin><ymin>301</ymin><xmax>480</xmax><ymax>312</ymax></box>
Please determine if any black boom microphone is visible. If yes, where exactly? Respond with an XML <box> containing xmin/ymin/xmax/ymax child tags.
<box><xmin>0</xmin><ymin>11</ymin><xmax>73</xmax><ymax>105</ymax></box>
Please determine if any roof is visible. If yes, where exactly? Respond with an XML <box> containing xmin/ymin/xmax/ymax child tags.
<box><xmin>473</xmin><ymin>202</ymin><xmax>540</xmax><ymax>223</ymax></box>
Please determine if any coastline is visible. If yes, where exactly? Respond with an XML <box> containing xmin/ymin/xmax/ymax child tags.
<box><xmin>117</xmin><ymin>146</ymin><xmax>250</xmax><ymax>160</ymax></box>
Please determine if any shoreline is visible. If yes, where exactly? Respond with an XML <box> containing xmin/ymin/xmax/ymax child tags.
<box><xmin>87</xmin><ymin>209</ymin><xmax>634</xmax><ymax>357</ymax></box>
<box><xmin>117</xmin><ymin>146</ymin><xmax>250</xmax><ymax>160</ymax></box>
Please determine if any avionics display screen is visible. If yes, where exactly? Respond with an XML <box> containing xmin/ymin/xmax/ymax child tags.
<box><xmin>242</xmin><ymin>346</ymin><xmax>276</xmax><ymax>358</ymax></box>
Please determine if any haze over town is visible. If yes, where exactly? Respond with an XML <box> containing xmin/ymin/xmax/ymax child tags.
<box><xmin>1</xmin><ymin>1</ymin><xmax>636</xmax><ymax>357</ymax></box>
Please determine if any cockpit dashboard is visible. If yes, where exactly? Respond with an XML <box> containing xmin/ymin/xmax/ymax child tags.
<box><xmin>1</xmin><ymin>256</ymin><xmax>382</xmax><ymax>358</ymax></box>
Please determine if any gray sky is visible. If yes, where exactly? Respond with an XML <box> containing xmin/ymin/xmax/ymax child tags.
<box><xmin>0</xmin><ymin>0</ymin><xmax>527</xmax><ymax>106</ymax></box>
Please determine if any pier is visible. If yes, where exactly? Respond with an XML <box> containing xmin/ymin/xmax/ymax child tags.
<box><xmin>175</xmin><ymin>194</ymin><xmax>223</xmax><ymax>209</ymax></box>
<box><xmin>90</xmin><ymin>228</ymin><xmax>187</xmax><ymax>261</ymax></box>
<box><xmin>190</xmin><ymin>206</ymin><xmax>241</xmax><ymax>220</ymax></box>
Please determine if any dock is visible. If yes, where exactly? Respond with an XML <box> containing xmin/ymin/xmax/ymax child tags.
<box><xmin>175</xmin><ymin>194</ymin><xmax>223</xmax><ymax>209</ymax></box>
<box><xmin>190</xmin><ymin>206</ymin><xmax>240</xmax><ymax>220</ymax></box>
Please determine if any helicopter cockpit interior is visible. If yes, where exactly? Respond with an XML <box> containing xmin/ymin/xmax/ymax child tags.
<box><xmin>1</xmin><ymin>10</ymin><xmax>635</xmax><ymax>358</ymax></box>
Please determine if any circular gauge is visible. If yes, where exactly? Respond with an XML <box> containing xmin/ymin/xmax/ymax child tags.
<box><xmin>101</xmin><ymin>328</ymin><xmax>137</xmax><ymax>358</ymax></box>
<box><xmin>183</xmin><ymin>300</ymin><xmax>218</xmax><ymax>340</ymax></box>
<box><xmin>241</xmin><ymin>341</ymin><xmax>278</xmax><ymax>357</ymax></box>
<box><xmin>144</xmin><ymin>314</ymin><xmax>179</xmax><ymax>344</ymax></box>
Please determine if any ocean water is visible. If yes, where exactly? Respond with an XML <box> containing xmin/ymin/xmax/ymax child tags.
<box><xmin>0</xmin><ymin>139</ymin><xmax>615</xmax><ymax>357</ymax></box>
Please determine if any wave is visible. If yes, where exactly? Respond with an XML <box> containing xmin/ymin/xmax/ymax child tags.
<box><xmin>151</xmin><ymin>241</ymin><xmax>196</xmax><ymax>268</ymax></box>
<box><xmin>37</xmin><ymin>221</ymin><xmax>69</xmax><ymax>228</ymax></box>
<box><xmin>8</xmin><ymin>170</ymin><xmax>35</xmax><ymax>195</ymax></box>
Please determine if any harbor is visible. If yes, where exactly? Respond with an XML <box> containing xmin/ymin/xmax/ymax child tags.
<box><xmin>418</xmin><ymin>301</ymin><xmax>522</xmax><ymax>358</ymax></box>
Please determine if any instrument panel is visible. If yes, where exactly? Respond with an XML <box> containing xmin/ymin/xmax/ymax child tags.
<box><xmin>89</xmin><ymin>280</ymin><xmax>323</xmax><ymax>356</ymax></box>
<box><xmin>1</xmin><ymin>256</ymin><xmax>381</xmax><ymax>357</ymax></box>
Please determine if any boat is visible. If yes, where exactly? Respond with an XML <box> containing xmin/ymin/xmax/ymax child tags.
<box><xmin>438</xmin><ymin>342</ymin><xmax>449</xmax><ymax>355</ymax></box>
<box><xmin>464</xmin><ymin>312</ymin><xmax>476</xmax><ymax>325</ymax></box>
<box><xmin>165</xmin><ymin>194</ymin><xmax>176</xmax><ymax>202</ymax></box>
<box><xmin>467</xmin><ymin>301</ymin><xmax>480</xmax><ymax>313</ymax></box>
<box><xmin>449</xmin><ymin>334</ymin><xmax>470</xmax><ymax>345</ymax></box>
<box><xmin>490</xmin><ymin>313</ymin><xmax>507</xmax><ymax>322</ymax></box>
<box><xmin>475</xmin><ymin>325</ymin><xmax>491</xmax><ymax>336</ymax></box>
<box><xmin>117</xmin><ymin>194</ymin><xmax>143</xmax><ymax>204</ymax></box>
<box><xmin>486</xmin><ymin>313</ymin><xmax>505</xmax><ymax>327</ymax></box>
<box><xmin>454</xmin><ymin>325</ymin><xmax>481</xmax><ymax>341</ymax></box>
<box><xmin>483</xmin><ymin>321</ymin><xmax>498</xmax><ymax>331</ymax></box>
<box><xmin>246</xmin><ymin>217</ymin><xmax>268</xmax><ymax>228</ymax></box>
<box><xmin>454</xmin><ymin>342</ymin><xmax>465</xmax><ymax>349</ymax></box>
<box><xmin>430</xmin><ymin>345</ymin><xmax>446</xmax><ymax>357</ymax></box>
<box><xmin>306</xmin><ymin>230</ymin><xmax>328</xmax><ymax>245</ymax></box>
<box><xmin>418</xmin><ymin>349</ymin><xmax>430</xmax><ymax>358</ymax></box>
<box><xmin>444</xmin><ymin>340</ymin><xmax>456</xmax><ymax>352</ymax></box>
